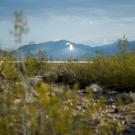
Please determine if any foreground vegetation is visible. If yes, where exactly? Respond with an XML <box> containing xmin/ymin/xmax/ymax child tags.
<box><xmin>0</xmin><ymin>51</ymin><xmax>135</xmax><ymax>135</ymax></box>
<box><xmin>0</xmin><ymin>62</ymin><xmax>126</xmax><ymax>135</ymax></box>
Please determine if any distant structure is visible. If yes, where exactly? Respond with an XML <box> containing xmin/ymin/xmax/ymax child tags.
<box><xmin>66</xmin><ymin>42</ymin><xmax>74</xmax><ymax>60</ymax></box>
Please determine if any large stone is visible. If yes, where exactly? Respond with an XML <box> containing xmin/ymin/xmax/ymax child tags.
<box><xmin>86</xmin><ymin>84</ymin><xmax>103</xmax><ymax>93</ymax></box>
<box><xmin>86</xmin><ymin>84</ymin><xmax>103</xmax><ymax>99</ymax></box>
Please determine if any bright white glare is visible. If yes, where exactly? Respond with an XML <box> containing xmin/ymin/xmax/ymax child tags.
<box><xmin>66</xmin><ymin>43</ymin><xmax>74</xmax><ymax>51</ymax></box>
<box><xmin>69</xmin><ymin>44</ymin><xmax>73</xmax><ymax>51</ymax></box>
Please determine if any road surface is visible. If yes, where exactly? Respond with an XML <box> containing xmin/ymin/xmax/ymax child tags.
<box><xmin>0</xmin><ymin>61</ymin><xmax>94</xmax><ymax>64</ymax></box>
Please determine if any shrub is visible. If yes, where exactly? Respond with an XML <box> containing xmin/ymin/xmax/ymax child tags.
<box><xmin>0</xmin><ymin>58</ymin><xmax>127</xmax><ymax>135</ymax></box>
<box><xmin>90</xmin><ymin>53</ymin><xmax>135</xmax><ymax>92</ymax></box>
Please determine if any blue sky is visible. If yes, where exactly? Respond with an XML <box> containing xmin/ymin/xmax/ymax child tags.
<box><xmin>0</xmin><ymin>0</ymin><xmax>135</xmax><ymax>50</ymax></box>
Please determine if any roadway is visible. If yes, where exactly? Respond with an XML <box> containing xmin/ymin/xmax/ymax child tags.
<box><xmin>0</xmin><ymin>61</ymin><xmax>94</xmax><ymax>64</ymax></box>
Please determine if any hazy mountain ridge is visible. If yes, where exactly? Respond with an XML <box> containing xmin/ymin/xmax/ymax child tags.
<box><xmin>9</xmin><ymin>40</ymin><xmax>135</xmax><ymax>60</ymax></box>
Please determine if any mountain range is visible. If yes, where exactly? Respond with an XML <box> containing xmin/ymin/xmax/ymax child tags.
<box><xmin>2</xmin><ymin>40</ymin><xmax>135</xmax><ymax>60</ymax></box>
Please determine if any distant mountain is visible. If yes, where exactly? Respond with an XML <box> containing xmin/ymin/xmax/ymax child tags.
<box><xmin>12</xmin><ymin>40</ymin><xmax>135</xmax><ymax>60</ymax></box>
<box><xmin>12</xmin><ymin>40</ymin><xmax>96</xmax><ymax>60</ymax></box>
<box><xmin>0</xmin><ymin>49</ymin><xmax>7</xmax><ymax>54</ymax></box>
<box><xmin>93</xmin><ymin>40</ymin><xmax>135</xmax><ymax>56</ymax></box>
<box><xmin>0</xmin><ymin>50</ymin><xmax>3</xmax><ymax>53</ymax></box>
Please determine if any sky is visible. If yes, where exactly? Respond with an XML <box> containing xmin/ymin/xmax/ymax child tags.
<box><xmin>0</xmin><ymin>0</ymin><xmax>135</xmax><ymax>50</ymax></box>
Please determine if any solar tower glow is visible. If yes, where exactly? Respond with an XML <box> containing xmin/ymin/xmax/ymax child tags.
<box><xmin>66</xmin><ymin>43</ymin><xmax>74</xmax><ymax>61</ymax></box>
<box><xmin>69</xmin><ymin>44</ymin><xmax>73</xmax><ymax>51</ymax></box>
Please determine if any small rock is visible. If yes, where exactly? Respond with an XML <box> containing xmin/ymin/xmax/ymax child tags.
<box><xmin>116</xmin><ymin>93</ymin><xmax>133</xmax><ymax>105</ymax></box>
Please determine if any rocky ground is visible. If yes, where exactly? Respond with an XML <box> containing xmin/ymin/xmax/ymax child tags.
<box><xmin>30</xmin><ymin>77</ymin><xmax>135</xmax><ymax>134</ymax></box>
<box><xmin>80</xmin><ymin>84</ymin><xmax>135</xmax><ymax>135</ymax></box>
<box><xmin>51</xmin><ymin>83</ymin><xmax>135</xmax><ymax>135</ymax></box>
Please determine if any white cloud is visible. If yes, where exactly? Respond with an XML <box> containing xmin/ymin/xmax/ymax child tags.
<box><xmin>111</xmin><ymin>17</ymin><xmax>135</xmax><ymax>24</ymax></box>
<box><xmin>48</xmin><ymin>14</ymin><xmax>94</xmax><ymax>25</ymax></box>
